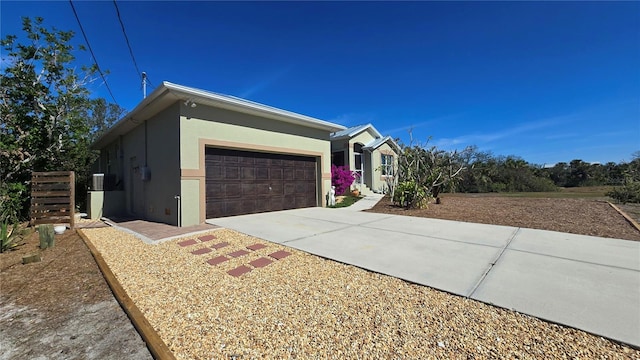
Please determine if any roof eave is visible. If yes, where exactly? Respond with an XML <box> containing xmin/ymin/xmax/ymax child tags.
<box><xmin>91</xmin><ymin>85</ymin><xmax>171</xmax><ymax>149</ymax></box>
<box><xmin>92</xmin><ymin>82</ymin><xmax>346</xmax><ymax>149</ymax></box>
<box><xmin>163</xmin><ymin>82</ymin><xmax>345</xmax><ymax>133</ymax></box>
<box><xmin>363</xmin><ymin>136</ymin><xmax>401</xmax><ymax>152</ymax></box>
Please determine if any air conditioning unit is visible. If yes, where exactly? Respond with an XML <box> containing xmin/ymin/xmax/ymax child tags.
<box><xmin>92</xmin><ymin>174</ymin><xmax>117</xmax><ymax>191</ymax></box>
<box><xmin>92</xmin><ymin>174</ymin><xmax>104</xmax><ymax>191</ymax></box>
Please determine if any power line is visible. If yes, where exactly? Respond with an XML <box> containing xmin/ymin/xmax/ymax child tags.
<box><xmin>69</xmin><ymin>0</ymin><xmax>119</xmax><ymax>105</ymax></box>
<box><xmin>145</xmin><ymin>74</ymin><xmax>156</xmax><ymax>89</ymax></box>
<box><xmin>112</xmin><ymin>0</ymin><xmax>142</xmax><ymax>79</ymax></box>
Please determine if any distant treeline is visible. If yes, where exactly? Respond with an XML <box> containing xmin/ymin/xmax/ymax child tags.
<box><xmin>453</xmin><ymin>148</ymin><xmax>640</xmax><ymax>193</ymax></box>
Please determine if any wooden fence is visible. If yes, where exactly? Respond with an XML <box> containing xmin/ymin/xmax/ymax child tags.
<box><xmin>30</xmin><ymin>171</ymin><xmax>75</xmax><ymax>229</ymax></box>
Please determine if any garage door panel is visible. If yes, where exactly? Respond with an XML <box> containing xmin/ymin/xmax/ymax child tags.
<box><xmin>206</xmin><ymin>154</ymin><xmax>223</xmax><ymax>163</ymax></box>
<box><xmin>270</xmin><ymin>169</ymin><xmax>283</xmax><ymax>180</ymax></box>
<box><xmin>239</xmin><ymin>156</ymin><xmax>254</xmax><ymax>165</ymax></box>
<box><xmin>255</xmin><ymin>183</ymin><xmax>271</xmax><ymax>196</ymax></box>
<box><xmin>283</xmin><ymin>168</ymin><xmax>294</xmax><ymax>180</ymax></box>
<box><xmin>224</xmin><ymin>167</ymin><xmax>240</xmax><ymax>180</ymax></box>
<box><xmin>206</xmin><ymin>181</ymin><xmax>226</xmax><ymax>194</ymax></box>
<box><xmin>304</xmin><ymin>168</ymin><xmax>315</xmax><ymax>180</ymax></box>
<box><xmin>294</xmin><ymin>195</ymin><xmax>312</xmax><ymax>208</ymax></box>
<box><xmin>241</xmin><ymin>183</ymin><xmax>254</xmax><ymax>196</ymax></box>
<box><xmin>206</xmin><ymin>165</ymin><xmax>223</xmax><ymax>180</ymax></box>
<box><xmin>256</xmin><ymin>167</ymin><xmax>269</xmax><ymax>180</ymax></box>
<box><xmin>241</xmin><ymin>167</ymin><xmax>255</xmax><ymax>180</ymax></box>
<box><xmin>268</xmin><ymin>197</ymin><xmax>284</xmax><ymax>211</ymax></box>
<box><xmin>224</xmin><ymin>183</ymin><xmax>241</xmax><ymax>198</ymax></box>
<box><xmin>283</xmin><ymin>183</ymin><xmax>296</xmax><ymax>196</ymax></box>
<box><xmin>207</xmin><ymin>201</ymin><xmax>225</xmax><ymax>217</ymax></box>
<box><xmin>223</xmin><ymin>155</ymin><xmax>239</xmax><ymax>164</ymax></box>
<box><xmin>240</xmin><ymin>200</ymin><xmax>258</xmax><ymax>214</ymax></box>
<box><xmin>225</xmin><ymin>200</ymin><xmax>243</xmax><ymax>215</ymax></box>
<box><xmin>205</xmin><ymin>147</ymin><xmax>317</xmax><ymax>218</ymax></box>
<box><xmin>256</xmin><ymin>199</ymin><xmax>270</xmax><ymax>212</ymax></box>
<box><xmin>255</xmin><ymin>157</ymin><xmax>269</xmax><ymax>166</ymax></box>
<box><xmin>270</xmin><ymin>183</ymin><xmax>283</xmax><ymax>194</ymax></box>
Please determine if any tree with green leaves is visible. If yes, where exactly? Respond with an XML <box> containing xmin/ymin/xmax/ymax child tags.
<box><xmin>607</xmin><ymin>151</ymin><xmax>640</xmax><ymax>204</ymax></box>
<box><xmin>392</xmin><ymin>135</ymin><xmax>470</xmax><ymax>208</ymax></box>
<box><xmin>1</xmin><ymin>17</ymin><xmax>123</xmax><ymax>221</ymax></box>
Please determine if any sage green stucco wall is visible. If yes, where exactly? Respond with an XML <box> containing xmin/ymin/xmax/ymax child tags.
<box><xmin>99</xmin><ymin>103</ymin><xmax>181</xmax><ymax>225</ymax></box>
<box><xmin>122</xmin><ymin>123</ymin><xmax>145</xmax><ymax>216</ymax></box>
<box><xmin>180</xmin><ymin>179</ymin><xmax>200</xmax><ymax>226</ymax></box>
<box><xmin>349</xmin><ymin>131</ymin><xmax>376</xmax><ymax>190</ymax></box>
<box><xmin>179</xmin><ymin>104</ymin><xmax>332</xmax><ymax>226</ymax></box>
<box><xmin>370</xmin><ymin>142</ymin><xmax>397</xmax><ymax>193</ymax></box>
<box><xmin>144</xmin><ymin>103</ymin><xmax>181</xmax><ymax>225</ymax></box>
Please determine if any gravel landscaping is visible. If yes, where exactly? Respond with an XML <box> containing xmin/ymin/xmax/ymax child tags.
<box><xmin>81</xmin><ymin>226</ymin><xmax>639</xmax><ymax>359</ymax></box>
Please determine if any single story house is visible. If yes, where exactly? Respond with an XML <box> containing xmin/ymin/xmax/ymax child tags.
<box><xmin>90</xmin><ymin>82</ymin><xmax>398</xmax><ymax>227</ymax></box>
<box><xmin>330</xmin><ymin>124</ymin><xmax>399</xmax><ymax>195</ymax></box>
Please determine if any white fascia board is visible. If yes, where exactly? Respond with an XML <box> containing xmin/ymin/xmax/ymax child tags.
<box><xmin>330</xmin><ymin>123</ymin><xmax>382</xmax><ymax>140</ymax></box>
<box><xmin>164</xmin><ymin>82</ymin><xmax>345</xmax><ymax>132</ymax></box>
<box><xmin>363</xmin><ymin>136</ymin><xmax>401</xmax><ymax>152</ymax></box>
<box><xmin>356</xmin><ymin>124</ymin><xmax>382</xmax><ymax>139</ymax></box>
<box><xmin>92</xmin><ymin>82</ymin><xmax>346</xmax><ymax>149</ymax></box>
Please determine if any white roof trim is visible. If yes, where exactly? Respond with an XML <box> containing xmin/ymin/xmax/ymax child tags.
<box><xmin>330</xmin><ymin>123</ymin><xmax>382</xmax><ymax>140</ymax></box>
<box><xmin>363</xmin><ymin>136</ymin><xmax>400</xmax><ymax>152</ymax></box>
<box><xmin>163</xmin><ymin>82</ymin><xmax>345</xmax><ymax>132</ymax></box>
<box><xmin>92</xmin><ymin>82</ymin><xmax>345</xmax><ymax>149</ymax></box>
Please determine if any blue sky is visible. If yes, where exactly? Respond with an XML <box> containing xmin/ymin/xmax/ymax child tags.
<box><xmin>2</xmin><ymin>1</ymin><xmax>638</xmax><ymax>165</ymax></box>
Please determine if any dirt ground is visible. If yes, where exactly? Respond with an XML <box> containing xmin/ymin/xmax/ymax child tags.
<box><xmin>0</xmin><ymin>229</ymin><xmax>152</xmax><ymax>360</ymax></box>
<box><xmin>367</xmin><ymin>195</ymin><xmax>640</xmax><ymax>241</ymax></box>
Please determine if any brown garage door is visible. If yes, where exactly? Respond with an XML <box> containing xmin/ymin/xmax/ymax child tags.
<box><xmin>205</xmin><ymin>148</ymin><xmax>317</xmax><ymax>218</ymax></box>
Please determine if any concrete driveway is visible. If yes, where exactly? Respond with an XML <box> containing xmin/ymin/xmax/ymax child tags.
<box><xmin>207</xmin><ymin>200</ymin><xmax>640</xmax><ymax>347</ymax></box>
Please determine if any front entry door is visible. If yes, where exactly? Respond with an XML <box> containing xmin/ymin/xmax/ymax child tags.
<box><xmin>354</xmin><ymin>152</ymin><xmax>363</xmax><ymax>184</ymax></box>
<box><xmin>354</xmin><ymin>143</ymin><xmax>364</xmax><ymax>185</ymax></box>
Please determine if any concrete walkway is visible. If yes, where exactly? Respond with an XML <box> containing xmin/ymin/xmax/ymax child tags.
<box><xmin>207</xmin><ymin>195</ymin><xmax>640</xmax><ymax>347</ymax></box>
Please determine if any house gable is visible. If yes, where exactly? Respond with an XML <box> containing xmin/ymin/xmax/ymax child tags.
<box><xmin>329</xmin><ymin>123</ymin><xmax>400</xmax><ymax>195</ymax></box>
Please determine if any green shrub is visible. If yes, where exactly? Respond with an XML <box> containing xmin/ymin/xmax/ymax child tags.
<box><xmin>607</xmin><ymin>181</ymin><xmax>640</xmax><ymax>204</ymax></box>
<box><xmin>393</xmin><ymin>181</ymin><xmax>430</xmax><ymax>209</ymax></box>
<box><xmin>0</xmin><ymin>182</ymin><xmax>28</xmax><ymax>223</ymax></box>
<box><xmin>331</xmin><ymin>165</ymin><xmax>356</xmax><ymax>195</ymax></box>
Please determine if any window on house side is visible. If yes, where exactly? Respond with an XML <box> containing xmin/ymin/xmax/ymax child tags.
<box><xmin>381</xmin><ymin>154</ymin><xmax>393</xmax><ymax>176</ymax></box>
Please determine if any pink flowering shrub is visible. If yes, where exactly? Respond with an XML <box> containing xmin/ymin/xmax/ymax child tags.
<box><xmin>331</xmin><ymin>165</ymin><xmax>356</xmax><ymax>195</ymax></box>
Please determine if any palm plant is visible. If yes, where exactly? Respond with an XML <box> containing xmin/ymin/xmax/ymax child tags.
<box><xmin>1</xmin><ymin>221</ymin><xmax>25</xmax><ymax>253</ymax></box>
